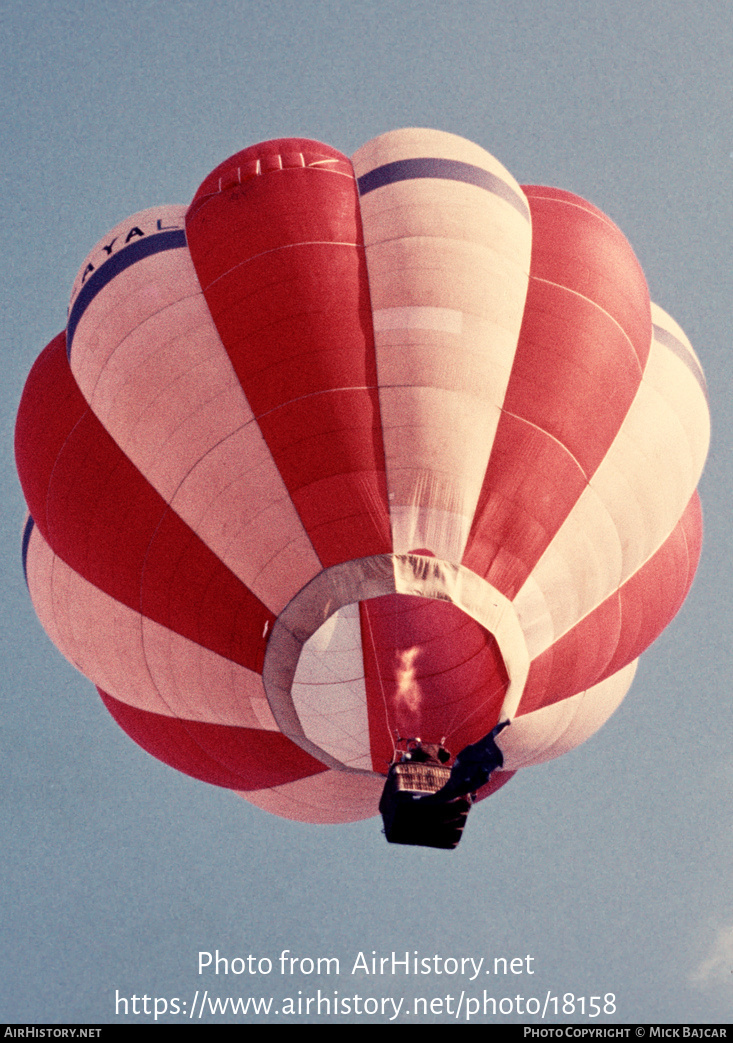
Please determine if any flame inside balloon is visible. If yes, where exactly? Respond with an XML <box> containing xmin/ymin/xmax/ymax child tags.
<box><xmin>393</xmin><ymin>646</ymin><xmax>421</xmax><ymax>720</ymax></box>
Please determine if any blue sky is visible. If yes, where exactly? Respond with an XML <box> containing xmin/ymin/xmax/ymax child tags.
<box><xmin>1</xmin><ymin>0</ymin><xmax>731</xmax><ymax>1024</ymax></box>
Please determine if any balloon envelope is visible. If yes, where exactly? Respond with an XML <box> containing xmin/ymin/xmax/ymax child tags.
<box><xmin>16</xmin><ymin>130</ymin><xmax>709</xmax><ymax>824</ymax></box>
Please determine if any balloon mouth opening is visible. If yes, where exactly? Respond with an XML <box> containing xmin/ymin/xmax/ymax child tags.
<box><xmin>260</xmin><ymin>554</ymin><xmax>529</xmax><ymax>773</ymax></box>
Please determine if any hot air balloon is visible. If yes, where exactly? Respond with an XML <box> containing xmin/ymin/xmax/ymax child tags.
<box><xmin>15</xmin><ymin>129</ymin><xmax>709</xmax><ymax>846</ymax></box>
